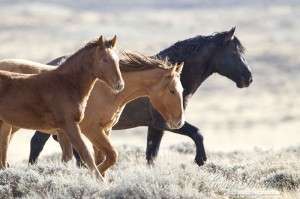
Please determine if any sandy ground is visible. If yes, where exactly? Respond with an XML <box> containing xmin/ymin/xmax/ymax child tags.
<box><xmin>0</xmin><ymin>1</ymin><xmax>299</xmax><ymax>164</ymax></box>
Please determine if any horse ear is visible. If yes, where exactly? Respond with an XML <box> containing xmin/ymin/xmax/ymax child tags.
<box><xmin>176</xmin><ymin>62</ymin><xmax>184</xmax><ymax>74</ymax></box>
<box><xmin>167</xmin><ymin>63</ymin><xmax>182</xmax><ymax>76</ymax></box>
<box><xmin>223</xmin><ymin>27</ymin><xmax>236</xmax><ymax>45</ymax></box>
<box><xmin>169</xmin><ymin>64</ymin><xmax>177</xmax><ymax>75</ymax></box>
<box><xmin>97</xmin><ymin>35</ymin><xmax>105</xmax><ymax>48</ymax></box>
<box><xmin>110</xmin><ymin>35</ymin><xmax>117</xmax><ymax>48</ymax></box>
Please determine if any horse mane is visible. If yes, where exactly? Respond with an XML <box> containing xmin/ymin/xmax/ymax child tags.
<box><xmin>120</xmin><ymin>51</ymin><xmax>172</xmax><ymax>72</ymax></box>
<box><xmin>156</xmin><ymin>30</ymin><xmax>246</xmax><ymax>62</ymax></box>
<box><xmin>232</xmin><ymin>36</ymin><xmax>246</xmax><ymax>54</ymax></box>
<box><xmin>58</xmin><ymin>38</ymin><xmax>112</xmax><ymax>67</ymax></box>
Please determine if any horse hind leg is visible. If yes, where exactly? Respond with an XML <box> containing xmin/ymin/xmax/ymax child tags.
<box><xmin>29</xmin><ymin>131</ymin><xmax>51</xmax><ymax>165</ymax></box>
<box><xmin>0</xmin><ymin>122</ymin><xmax>12</xmax><ymax>169</ymax></box>
<box><xmin>0</xmin><ymin>120</ymin><xmax>2</xmax><ymax>168</ymax></box>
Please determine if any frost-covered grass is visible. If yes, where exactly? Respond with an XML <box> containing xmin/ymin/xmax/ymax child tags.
<box><xmin>1</xmin><ymin>143</ymin><xmax>299</xmax><ymax>198</ymax></box>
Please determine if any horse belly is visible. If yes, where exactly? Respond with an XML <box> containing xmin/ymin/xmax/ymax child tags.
<box><xmin>0</xmin><ymin>102</ymin><xmax>57</xmax><ymax>131</ymax></box>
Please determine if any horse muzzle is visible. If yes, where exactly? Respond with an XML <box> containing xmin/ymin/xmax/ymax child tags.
<box><xmin>112</xmin><ymin>80</ymin><xmax>125</xmax><ymax>93</ymax></box>
<box><xmin>237</xmin><ymin>75</ymin><xmax>253</xmax><ymax>88</ymax></box>
<box><xmin>167</xmin><ymin>117</ymin><xmax>185</xmax><ymax>129</ymax></box>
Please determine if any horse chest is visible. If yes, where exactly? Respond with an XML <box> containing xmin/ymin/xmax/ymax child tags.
<box><xmin>101</xmin><ymin>107</ymin><xmax>124</xmax><ymax>130</ymax></box>
<box><xmin>58</xmin><ymin>93</ymin><xmax>88</xmax><ymax>123</ymax></box>
<box><xmin>75</xmin><ymin>101</ymin><xmax>88</xmax><ymax>122</ymax></box>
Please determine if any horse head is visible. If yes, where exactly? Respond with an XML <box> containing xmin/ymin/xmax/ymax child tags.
<box><xmin>212</xmin><ymin>27</ymin><xmax>253</xmax><ymax>88</ymax></box>
<box><xmin>149</xmin><ymin>62</ymin><xmax>185</xmax><ymax>129</ymax></box>
<box><xmin>94</xmin><ymin>35</ymin><xmax>124</xmax><ymax>92</ymax></box>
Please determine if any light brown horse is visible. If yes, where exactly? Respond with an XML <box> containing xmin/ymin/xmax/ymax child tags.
<box><xmin>0</xmin><ymin>35</ymin><xmax>124</xmax><ymax>181</ymax></box>
<box><xmin>0</xmin><ymin>52</ymin><xmax>185</xmax><ymax>177</ymax></box>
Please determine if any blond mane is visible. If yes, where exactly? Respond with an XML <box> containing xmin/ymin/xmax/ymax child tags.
<box><xmin>120</xmin><ymin>51</ymin><xmax>172</xmax><ymax>72</ymax></box>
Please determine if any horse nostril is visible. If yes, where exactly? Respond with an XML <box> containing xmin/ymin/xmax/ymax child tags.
<box><xmin>177</xmin><ymin>120</ymin><xmax>182</xmax><ymax>128</ymax></box>
<box><xmin>119</xmin><ymin>81</ymin><xmax>124</xmax><ymax>89</ymax></box>
<box><xmin>249</xmin><ymin>76</ymin><xmax>253</xmax><ymax>84</ymax></box>
<box><xmin>115</xmin><ymin>80</ymin><xmax>124</xmax><ymax>91</ymax></box>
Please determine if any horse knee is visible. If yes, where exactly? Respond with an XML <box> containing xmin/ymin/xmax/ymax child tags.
<box><xmin>196</xmin><ymin>131</ymin><xmax>204</xmax><ymax>142</ymax></box>
<box><xmin>95</xmin><ymin>153</ymin><xmax>106</xmax><ymax>166</ymax></box>
<box><xmin>107</xmin><ymin>150</ymin><xmax>118</xmax><ymax>165</ymax></box>
<box><xmin>191</xmin><ymin>128</ymin><xmax>204</xmax><ymax>142</ymax></box>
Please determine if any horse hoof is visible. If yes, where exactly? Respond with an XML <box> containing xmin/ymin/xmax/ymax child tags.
<box><xmin>0</xmin><ymin>164</ymin><xmax>8</xmax><ymax>169</ymax></box>
<box><xmin>147</xmin><ymin>158</ymin><xmax>156</xmax><ymax>165</ymax></box>
<box><xmin>147</xmin><ymin>160</ymin><xmax>156</xmax><ymax>168</ymax></box>
<box><xmin>76</xmin><ymin>161</ymin><xmax>88</xmax><ymax>168</ymax></box>
<box><xmin>194</xmin><ymin>158</ymin><xmax>206</xmax><ymax>166</ymax></box>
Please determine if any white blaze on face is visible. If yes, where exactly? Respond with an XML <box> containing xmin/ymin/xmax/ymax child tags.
<box><xmin>111</xmin><ymin>50</ymin><xmax>119</xmax><ymax>62</ymax></box>
<box><xmin>174</xmin><ymin>77</ymin><xmax>185</xmax><ymax>127</ymax></box>
<box><xmin>174</xmin><ymin>78</ymin><xmax>184</xmax><ymax>95</ymax></box>
<box><xmin>241</xmin><ymin>54</ymin><xmax>252</xmax><ymax>73</ymax></box>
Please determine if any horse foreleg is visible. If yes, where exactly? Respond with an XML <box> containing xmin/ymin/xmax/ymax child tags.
<box><xmin>53</xmin><ymin>133</ymin><xmax>85</xmax><ymax>167</ymax></box>
<box><xmin>96</xmin><ymin>129</ymin><xmax>117</xmax><ymax>177</ymax></box>
<box><xmin>57</xmin><ymin>131</ymin><xmax>73</xmax><ymax>163</ymax></box>
<box><xmin>84</xmin><ymin>126</ymin><xmax>117</xmax><ymax>177</ymax></box>
<box><xmin>146</xmin><ymin>127</ymin><xmax>164</xmax><ymax>165</ymax></box>
<box><xmin>93</xmin><ymin>146</ymin><xmax>106</xmax><ymax>166</ymax></box>
<box><xmin>93</xmin><ymin>128</ymin><xmax>112</xmax><ymax>166</ymax></box>
<box><xmin>170</xmin><ymin>121</ymin><xmax>207</xmax><ymax>166</ymax></box>
<box><xmin>60</xmin><ymin>121</ymin><xmax>104</xmax><ymax>181</ymax></box>
<box><xmin>0</xmin><ymin>122</ymin><xmax>12</xmax><ymax>169</ymax></box>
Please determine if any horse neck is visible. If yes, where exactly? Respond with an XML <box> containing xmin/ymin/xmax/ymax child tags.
<box><xmin>115</xmin><ymin>69</ymin><xmax>164</xmax><ymax>106</ymax></box>
<box><xmin>157</xmin><ymin>43</ymin><xmax>218</xmax><ymax>108</ymax></box>
<box><xmin>56</xmin><ymin>49</ymin><xmax>97</xmax><ymax>101</ymax></box>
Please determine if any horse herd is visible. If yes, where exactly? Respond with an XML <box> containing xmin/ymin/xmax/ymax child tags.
<box><xmin>0</xmin><ymin>27</ymin><xmax>252</xmax><ymax>182</ymax></box>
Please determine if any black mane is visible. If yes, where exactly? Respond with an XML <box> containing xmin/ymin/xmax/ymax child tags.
<box><xmin>156</xmin><ymin>31</ymin><xmax>245</xmax><ymax>62</ymax></box>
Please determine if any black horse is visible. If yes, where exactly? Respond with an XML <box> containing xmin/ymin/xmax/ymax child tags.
<box><xmin>29</xmin><ymin>27</ymin><xmax>252</xmax><ymax>166</ymax></box>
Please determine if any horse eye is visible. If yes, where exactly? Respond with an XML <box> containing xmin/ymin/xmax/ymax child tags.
<box><xmin>103</xmin><ymin>59</ymin><xmax>108</xmax><ymax>62</ymax></box>
<box><xmin>169</xmin><ymin>89</ymin><xmax>176</xmax><ymax>94</ymax></box>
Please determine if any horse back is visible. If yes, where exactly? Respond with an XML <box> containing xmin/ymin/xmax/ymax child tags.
<box><xmin>0</xmin><ymin>59</ymin><xmax>53</xmax><ymax>74</ymax></box>
<box><xmin>0</xmin><ymin>70</ymin><xmax>28</xmax><ymax>92</ymax></box>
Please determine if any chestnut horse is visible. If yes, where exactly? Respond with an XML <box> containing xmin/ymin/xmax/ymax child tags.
<box><xmin>0</xmin><ymin>52</ymin><xmax>185</xmax><ymax>176</ymax></box>
<box><xmin>0</xmin><ymin>35</ymin><xmax>124</xmax><ymax>181</ymax></box>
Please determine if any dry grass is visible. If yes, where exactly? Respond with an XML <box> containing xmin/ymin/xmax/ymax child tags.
<box><xmin>1</xmin><ymin>143</ymin><xmax>300</xmax><ymax>198</ymax></box>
